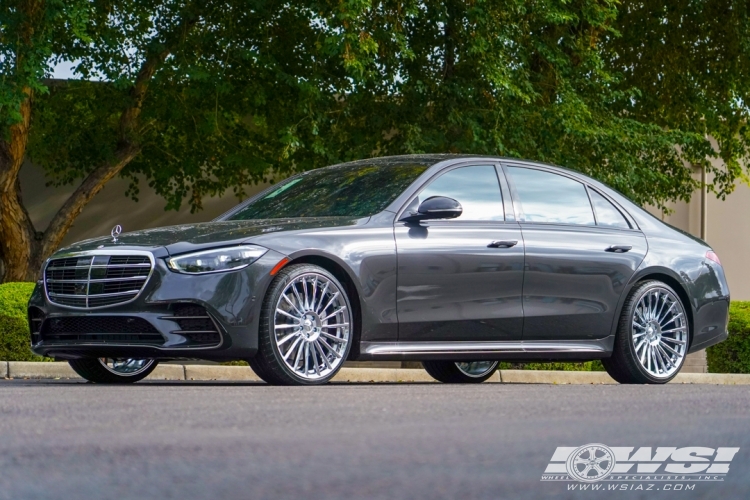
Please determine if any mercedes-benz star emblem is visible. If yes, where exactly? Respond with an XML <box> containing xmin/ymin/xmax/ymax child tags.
<box><xmin>111</xmin><ymin>224</ymin><xmax>122</xmax><ymax>243</ymax></box>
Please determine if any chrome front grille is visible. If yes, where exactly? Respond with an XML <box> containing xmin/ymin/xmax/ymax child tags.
<box><xmin>45</xmin><ymin>253</ymin><xmax>153</xmax><ymax>308</ymax></box>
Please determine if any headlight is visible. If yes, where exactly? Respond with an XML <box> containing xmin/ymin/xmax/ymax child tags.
<box><xmin>167</xmin><ymin>245</ymin><xmax>267</xmax><ymax>274</ymax></box>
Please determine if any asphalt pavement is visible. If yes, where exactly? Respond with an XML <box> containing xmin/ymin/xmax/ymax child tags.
<box><xmin>0</xmin><ymin>380</ymin><xmax>748</xmax><ymax>500</ymax></box>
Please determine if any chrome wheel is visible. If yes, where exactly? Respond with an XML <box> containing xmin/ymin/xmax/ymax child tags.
<box><xmin>98</xmin><ymin>358</ymin><xmax>155</xmax><ymax>377</ymax></box>
<box><xmin>455</xmin><ymin>361</ymin><xmax>499</xmax><ymax>378</ymax></box>
<box><xmin>632</xmin><ymin>286</ymin><xmax>687</xmax><ymax>379</ymax></box>
<box><xmin>273</xmin><ymin>272</ymin><xmax>350</xmax><ymax>381</ymax></box>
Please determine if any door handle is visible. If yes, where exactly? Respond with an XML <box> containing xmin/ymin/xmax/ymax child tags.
<box><xmin>606</xmin><ymin>245</ymin><xmax>632</xmax><ymax>253</ymax></box>
<box><xmin>488</xmin><ymin>240</ymin><xmax>518</xmax><ymax>248</ymax></box>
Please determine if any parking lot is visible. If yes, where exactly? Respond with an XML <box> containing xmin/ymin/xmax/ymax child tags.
<box><xmin>0</xmin><ymin>380</ymin><xmax>748</xmax><ymax>499</ymax></box>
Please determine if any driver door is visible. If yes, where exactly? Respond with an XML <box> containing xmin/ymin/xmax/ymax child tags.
<box><xmin>395</xmin><ymin>164</ymin><xmax>525</xmax><ymax>342</ymax></box>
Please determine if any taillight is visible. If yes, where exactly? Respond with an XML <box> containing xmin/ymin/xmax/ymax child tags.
<box><xmin>706</xmin><ymin>251</ymin><xmax>721</xmax><ymax>266</ymax></box>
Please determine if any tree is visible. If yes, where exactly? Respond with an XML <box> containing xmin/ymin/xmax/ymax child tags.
<box><xmin>606</xmin><ymin>0</ymin><xmax>750</xmax><ymax>198</ymax></box>
<box><xmin>298</xmin><ymin>0</ymin><xmax>749</xmax><ymax>209</ymax></box>
<box><xmin>2</xmin><ymin>0</ymin><xmax>749</xmax><ymax>283</ymax></box>
<box><xmin>1</xmin><ymin>0</ymin><xmax>367</xmax><ymax>281</ymax></box>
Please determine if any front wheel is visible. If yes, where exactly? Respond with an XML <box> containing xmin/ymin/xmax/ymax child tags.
<box><xmin>423</xmin><ymin>360</ymin><xmax>499</xmax><ymax>383</ymax></box>
<box><xmin>249</xmin><ymin>264</ymin><xmax>353</xmax><ymax>385</ymax></box>
<box><xmin>68</xmin><ymin>358</ymin><xmax>158</xmax><ymax>383</ymax></box>
<box><xmin>603</xmin><ymin>280</ymin><xmax>689</xmax><ymax>384</ymax></box>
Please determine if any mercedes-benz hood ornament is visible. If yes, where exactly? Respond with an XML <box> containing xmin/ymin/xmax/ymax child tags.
<box><xmin>111</xmin><ymin>224</ymin><xmax>122</xmax><ymax>243</ymax></box>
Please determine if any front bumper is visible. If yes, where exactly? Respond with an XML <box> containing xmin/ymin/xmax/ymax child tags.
<box><xmin>28</xmin><ymin>247</ymin><xmax>285</xmax><ymax>361</ymax></box>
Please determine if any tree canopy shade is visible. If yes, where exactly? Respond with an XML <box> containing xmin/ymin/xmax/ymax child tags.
<box><xmin>1</xmin><ymin>0</ymin><xmax>750</xmax><ymax>282</ymax></box>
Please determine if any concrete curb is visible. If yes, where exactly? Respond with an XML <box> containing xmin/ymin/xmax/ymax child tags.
<box><xmin>3</xmin><ymin>362</ymin><xmax>750</xmax><ymax>384</ymax></box>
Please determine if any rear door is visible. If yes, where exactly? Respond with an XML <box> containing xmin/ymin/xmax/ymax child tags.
<box><xmin>395</xmin><ymin>164</ymin><xmax>525</xmax><ymax>342</ymax></box>
<box><xmin>503</xmin><ymin>164</ymin><xmax>647</xmax><ymax>341</ymax></box>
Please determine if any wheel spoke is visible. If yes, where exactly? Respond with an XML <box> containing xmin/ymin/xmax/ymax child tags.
<box><xmin>654</xmin><ymin>292</ymin><xmax>667</xmax><ymax>320</ymax></box>
<box><xmin>275</xmin><ymin>323</ymin><xmax>299</xmax><ymax>330</ymax></box>
<box><xmin>635</xmin><ymin>307</ymin><xmax>648</xmax><ymax>323</ymax></box>
<box><xmin>318</xmin><ymin>338</ymin><xmax>342</xmax><ymax>358</ymax></box>
<box><xmin>660</xmin><ymin>326</ymin><xmax>686</xmax><ymax>334</ymax></box>
<box><xmin>311</xmin><ymin>344</ymin><xmax>321</xmax><ymax>376</ymax></box>
<box><xmin>309</xmin><ymin>277</ymin><xmax>319</xmax><ymax>312</ymax></box>
<box><xmin>283</xmin><ymin>336</ymin><xmax>303</xmax><ymax>360</ymax></box>
<box><xmin>315</xmin><ymin>281</ymin><xmax>330</xmax><ymax>313</ymax></box>
<box><xmin>660</xmin><ymin>341</ymin><xmax>682</xmax><ymax>357</ymax></box>
<box><xmin>301</xmin><ymin>278</ymin><xmax>310</xmax><ymax>310</ymax></box>
<box><xmin>651</xmin><ymin>346</ymin><xmax>660</xmax><ymax>374</ymax></box>
<box><xmin>304</xmin><ymin>342</ymin><xmax>310</xmax><ymax>375</ymax></box>
<box><xmin>661</xmin><ymin>337</ymin><xmax>686</xmax><ymax>345</ymax></box>
<box><xmin>281</xmin><ymin>293</ymin><xmax>304</xmax><ymax>317</ymax></box>
<box><xmin>321</xmin><ymin>306</ymin><xmax>347</xmax><ymax>321</ymax></box>
<box><xmin>293</xmin><ymin>340</ymin><xmax>305</xmax><ymax>369</ymax></box>
<box><xmin>634</xmin><ymin>339</ymin><xmax>647</xmax><ymax>354</ymax></box>
<box><xmin>317</xmin><ymin>292</ymin><xmax>340</xmax><ymax>315</ymax></box>
<box><xmin>661</xmin><ymin>312</ymin><xmax>684</xmax><ymax>327</ymax></box>
<box><xmin>657</xmin><ymin>301</ymin><xmax>677</xmax><ymax>324</ymax></box>
<box><xmin>654</xmin><ymin>345</ymin><xmax>666</xmax><ymax>373</ymax></box>
<box><xmin>277</xmin><ymin>332</ymin><xmax>299</xmax><ymax>346</ymax></box>
<box><xmin>648</xmin><ymin>291</ymin><xmax>659</xmax><ymax>320</ymax></box>
<box><xmin>276</xmin><ymin>308</ymin><xmax>300</xmax><ymax>322</ymax></box>
<box><xmin>321</xmin><ymin>323</ymin><xmax>349</xmax><ymax>329</ymax></box>
<box><xmin>314</xmin><ymin>341</ymin><xmax>333</xmax><ymax>370</ymax></box>
<box><xmin>656</xmin><ymin>344</ymin><xmax>674</xmax><ymax>369</ymax></box>
<box><xmin>291</xmin><ymin>283</ymin><xmax>305</xmax><ymax>311</ymax></box>
<box><xmin>321</xmin><ymin>331</ymin><xmax>346</xmax><ymax>343</ymax></box>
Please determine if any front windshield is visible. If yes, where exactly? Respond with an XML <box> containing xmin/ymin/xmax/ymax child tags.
<box><xmin>227</xmin><ymin>163</ymin><xmax>429</xmax><ymax>220</ymax></box>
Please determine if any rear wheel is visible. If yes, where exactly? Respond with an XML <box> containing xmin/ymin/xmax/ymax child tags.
<box><xmin>423</xmin><ymin>360</ymin><xmax>499</xmax><ymax>383</ymax></box>
<box><xmin>249</xmin><ymin>264</ymin><xmax>353</xmax><ymax>385</ymax></box>
<box><xmin>68</xmin><ymin>358</ymin><xmax>158</xmax><ymax>383</ymax></box>
<box><xmin>603</xmin><ymin>280</ymin><xmax>689</xmax><ymax>384</ymax></box>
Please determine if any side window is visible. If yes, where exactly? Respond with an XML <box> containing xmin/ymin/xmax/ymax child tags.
<box><xmin>416</xmin><ymin>165</ymin><xmax>504</xmax><ymax>221</ymax></box>
<box><xmin>506</xmin><ymin>167</ymin><xmax>595</xmax><ymax>225</ymax></box>
<box><xmin>589</xmin><ymin>189</ymin><xmax>630</xmax><ymax>229</ymax></box>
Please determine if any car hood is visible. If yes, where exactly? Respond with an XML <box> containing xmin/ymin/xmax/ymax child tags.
<box><xmin>56</xmin><ymin>217</ymin><xmax>367</xmax><ymax>256</ymax></box>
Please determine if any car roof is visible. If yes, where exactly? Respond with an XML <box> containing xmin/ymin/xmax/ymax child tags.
<box><xmin>330</xmin><ymin>154</ymin><xmax>583</xmax><ymax>177</ymax></box>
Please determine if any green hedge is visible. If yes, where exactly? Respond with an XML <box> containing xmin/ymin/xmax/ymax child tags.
<box><xmin>498</xmin><ymin>361</ymin><xmax>605</xmax><ymax>371</ymax></box>
<box><xmin>0</xmin><ymin>282</ymin><xmax>44</xmax><ymax>361</ymax></box>
<box><xmin>707</xmin><ymin>301</ymin><xmax>750</xmax><ymax>374</ymax></box>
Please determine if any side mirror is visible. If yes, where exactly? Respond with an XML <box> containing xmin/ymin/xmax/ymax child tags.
<box><xmin>401</xmin><ymin>196</ymin><xmax>463</xmax><ymax>222</ymax></box>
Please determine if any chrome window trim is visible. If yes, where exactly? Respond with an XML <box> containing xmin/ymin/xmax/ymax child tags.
<box><xmin>43</xmin><ymin>249</ymin><xmax>155</xmax><ymax>311</ymax></box>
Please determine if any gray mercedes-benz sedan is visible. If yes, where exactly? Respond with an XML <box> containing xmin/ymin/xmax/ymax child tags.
<box><xmin>28</xmin><ymin>155</ymin><xmax>730</xmax><ymax>385</ymax></box>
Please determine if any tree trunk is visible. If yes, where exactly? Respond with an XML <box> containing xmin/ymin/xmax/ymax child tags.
<box><xmin>0</xmin><ymin>9</ymin><xmax>199</xmax><ymax>283</ymax></box>
<box><xmin>0</xmin><ymin>84</ymin><xmax>40</xmax><ymax>282</ymax></box>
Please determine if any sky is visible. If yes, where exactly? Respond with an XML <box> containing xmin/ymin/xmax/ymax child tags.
<box><xmin>51</xmin><ymin>61</ymin><xmax>80</xmax><ymax>80</ymax></box>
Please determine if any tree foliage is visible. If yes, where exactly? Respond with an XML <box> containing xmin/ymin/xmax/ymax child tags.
<box><xmin>1</xmin><ymin>0</ymin><xmax>750</xmax><ymax>282</ymax></box>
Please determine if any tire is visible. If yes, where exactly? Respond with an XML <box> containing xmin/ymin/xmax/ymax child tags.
<box><xmin>249</xmin><ymin>264</ymin><xmax>354</xmax><ymax>385</ymax></box>
<box><xmin>68</xmin><ymin>358</ymin><xmax>158</xmax><ymax>384</ymax></box>
<box><xmin>603</xmin><ymin>280</ymin><xmax>690</xmax><ymax>384</ymax></box>
<box><xmin>423</xmin><ymin>360</ymin><xmax>499</xmax><ymax>383</ymax></box>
